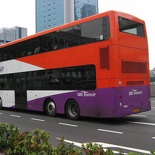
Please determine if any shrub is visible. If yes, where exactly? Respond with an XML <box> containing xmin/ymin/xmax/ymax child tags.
<box><xmin>0</xmin><ymin>123</ymin><xmax>155</xmax><ymax>155</ymax></box>
<box><xmin>56</xmin><ymin>137</ymin><xmax>82</xmax><ymax>155</ymax></box>
<box><xmin>0</xmin><ymin>123</ymin><xmax>19</xmax><ymax>153</ymax></box>
<box><xmin>7</xmin><ymin>128</ymin><xmax>53</xmax><ymax>155</ymax></box>
<box><xmin>82</xmin><ymin>142</ymin><xmax>105</xmax><ymax>155</ymax></box>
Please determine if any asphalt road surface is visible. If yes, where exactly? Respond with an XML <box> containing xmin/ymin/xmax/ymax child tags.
<box><xmin>0</xmin><ymin>98</ymin><xmax>155</xmax><ymax>154</ymax></box>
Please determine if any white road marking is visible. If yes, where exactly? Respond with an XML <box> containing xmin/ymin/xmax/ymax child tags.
<box><xmin>93</xmin><ymin>142</ymin><xmax>150</xmax><ymax>154</ymax></box>
<box><xmin>59</xmin><ymin>122</ymin><xmax>78</xmax><ymax>127</ymax></box>
<box><xmin>152</xmin><ymin>137</ymin><xmax>155</xmax><ymax>139</ymax></box>
<box><xmin>127</xmin><ymin>121</ymin><xmax>155</xmax><ymax>126</ymax></box>
<box><xmin>10</xmin><ymin>114</ymin><xmax>21</xmax><ymax>118</ymax></box>
<box><xmin>131</xmin><ymin>114</ymin><xmax>147</xmax><ymax>117</ymax></box>
<box><xmin>57</xmin><ymin>138</ymin><xmax>150</xmax><ymax>154</ymax></box>
<box><xmin>31</xmin><ymin>118</ymin><xmax>45</xmax><ymax>122</ymax></box>
<box><xmin>0</xmin><ymin>113</ymin><xmax>3</xmax><ymax>114</ymax></box>
<box><xmin>97</xmin><ymin>129</ymin><xmax>123</xmax><ymax>134</ymax></box>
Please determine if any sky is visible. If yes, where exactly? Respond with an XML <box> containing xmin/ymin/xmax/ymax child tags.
<box><xmin>0</xmin><ymin>0</ymin><xmax>154</xmax><ymax>69</ymax></box>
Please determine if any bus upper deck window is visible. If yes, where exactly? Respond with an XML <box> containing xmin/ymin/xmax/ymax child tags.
<box><xmin>118</xmin><ymin>16</ymin><xmax>145</xmax><ymax>37</ymax></box>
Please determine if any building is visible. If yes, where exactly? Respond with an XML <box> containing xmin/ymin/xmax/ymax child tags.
<box><xmin>36</xmin><ymin>0</ymin><xmax>98</xmax><ymax>33</ymax></box>
<box><xmin>0</xmin><ymin>26</ymin><xmax>27</xmax><ymax>45</ymax></box>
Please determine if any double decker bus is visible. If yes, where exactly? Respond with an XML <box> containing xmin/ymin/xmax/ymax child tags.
<box><xmin>0</xmin><ymin>10</ymin><xmax>151</xmax><ymax>120</ymax></box>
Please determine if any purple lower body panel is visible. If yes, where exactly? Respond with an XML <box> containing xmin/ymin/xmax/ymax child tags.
<box><xmin>27</xmin><ymin>85</ymin><xmax>151</xmax><ymax>118</ymax></box>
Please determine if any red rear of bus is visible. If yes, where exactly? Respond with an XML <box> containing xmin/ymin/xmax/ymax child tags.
<box><xmin>96</xmin><ymin>11</ymin><xmax>150</xmax><ymax>117</ymax></box>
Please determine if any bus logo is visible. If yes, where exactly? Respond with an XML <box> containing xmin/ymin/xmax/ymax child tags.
<box><xmin>129</xmin><ymin>89</ymin><xmax>143</xmax><ymax>96</ymax></box>
<box><xmin>77</xmin><ymin>91</ymin><xmax>96</xmax><ymax>97</ymax></box>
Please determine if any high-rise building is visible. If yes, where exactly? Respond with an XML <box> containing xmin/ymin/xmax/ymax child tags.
<box><xmin>0</xmin><ymin>26</ymin><xmax>27</xmax><ymax>45</ymax></box>
<box><xmin>36</xmin><ymin>0</ymin><xmax>98</xmax><ymax>33</ymax></box>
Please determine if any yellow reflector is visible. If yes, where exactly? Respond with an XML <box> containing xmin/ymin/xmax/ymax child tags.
<box><xmin>133</xmin><ymin>108</ymin><xmax>140</xmax><ymax>113</ymax></box>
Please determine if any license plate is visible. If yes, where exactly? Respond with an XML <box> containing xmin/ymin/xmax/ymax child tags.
<box><xmin>133</xmin><ymin>108</ymin><xmax>140</xmax><ymax>113</ymax></box>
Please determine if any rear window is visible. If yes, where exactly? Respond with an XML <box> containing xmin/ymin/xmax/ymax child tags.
<box><xmin>118</xmin><ymin>16</ymin><xmax>145</xmax><ymax>37</ymax></box>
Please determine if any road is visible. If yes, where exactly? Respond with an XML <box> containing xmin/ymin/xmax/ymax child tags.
<box><xmin>0</xmin><ymin>98</ymin><xmax>155</xmax><ymax>154</ymax></box>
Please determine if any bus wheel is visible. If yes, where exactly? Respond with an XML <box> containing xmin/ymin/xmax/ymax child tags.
<box><xmin>45</xmin><ymin>99</ymin><xmax>56</xmax><ymax>117</ymax></box>
<box><xmin>0</xmin><ymin>98</ymin><xmax>2</xmax><ymax>110</ymax></box>
<box><xmin>66</xmin><ymin>99</ymin><xmax>80</xmax><ymax>120</ymax></box>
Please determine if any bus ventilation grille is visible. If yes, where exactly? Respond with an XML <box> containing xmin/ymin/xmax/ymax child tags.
<box><xmin>100</xmin><ymin>47</ymin><xmax>109</xmax><ymax>69</ymax></box>
<box><xmin>122</xmin><ymin>61</ymin><xmax>147</xmax><ymax>74</ymax></box>
<box><xmin>127</xmin><ymin>81</ymin><xmax>144</xmax><ymax>85</ymax></box>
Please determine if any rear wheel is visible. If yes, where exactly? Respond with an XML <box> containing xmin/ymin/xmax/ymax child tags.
<box><xmin>0</xmin><ymin>98</ymin><xmax>2</xmax><ymax>110</ymax></box>
<box><xmin>66</xmin><ymin>99</ymin><xmax>80</xmax><ymax>120</ymax></box>
<box><xmin>45</xmin><ymin>99</ymin><xmax>57</xmax><ymax>117</ymax></box>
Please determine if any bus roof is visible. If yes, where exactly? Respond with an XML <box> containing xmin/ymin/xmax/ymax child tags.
<box><xmin>0</xmin><ymin>10</ymin><xmax>144</xmax><ymax>49</ymax></box>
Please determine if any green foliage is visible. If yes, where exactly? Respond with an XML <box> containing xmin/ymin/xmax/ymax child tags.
<box><xmin>82</xmin><ymin>142</ymin><xmax>105</xmax><ymax>155</ymax></box>
<box><xmin>7</xmin><ymin>128</ymin><xmax>53</xmax><ymax>155</ymax></box>
<box><xmin>0</xmin><ymin>123</ymin><xmax>19</xmax><ymax>152</ymax></box>
<box><xmin>0</xmin><ymin>123</ymin><xmax>154</xmax><ymax>155</ymax></box>
<box><xmin>55</xmin><ymin>137</ymin><xmax>82</xmax><ymax>155</ymax></box>
<box><xmin>150</xmin><ymin>150</ymin><xmax>155</xmax><ymax>155</ymax></box>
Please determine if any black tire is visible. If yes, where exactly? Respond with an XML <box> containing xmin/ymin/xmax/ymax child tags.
<box><xmin>0</xmin><ymin>98</ymin><xmax>2</xmax><ymax>110</ymax></box>
<box><xmin>45</xmin><ymin>99</ymin><xmax>57</xmax><ymax>117</ymax></box>
<box><xmin>66</xmin><ymin>99</ymin><xmax>80</xmax><ymax>120</ymax></box>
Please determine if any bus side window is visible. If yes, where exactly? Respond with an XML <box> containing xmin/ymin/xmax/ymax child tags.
<box><xmin>34</xmin><ymin>44</ymin><xmax>41</xmax><ymax>54</ymax></box>
<box><xmin>53</xmin><ymin>37</ymin><xmax>58</xmax><ymax>50</ymax></box>
<box><xmin>43</xmin><ymin>42</ymin><xmax>49</xmax><ymax>52</ymax></box>
<box><xmin>49</xmin><ymin>37</ymin><xmax>54</xmax><ymax>50</ymax></box>
<box><xmin>21</xmin><ymin>50</ymin><xmax>26</xmax><ymax>57</ymax></box>
<box><xmin>59</xmin><ymin>38</ymin><xmax>64</xmax><ymax>48</ymax></box>
<box><xmin>49</xmin><ymin>70</ymin><xmax>60</xmax><ymax>84</ymax></box>
<box><xmin>27</xmin><ymin>50</ymin><xmax>32</xmax><ymax>56</ymax></box>
<box><xmin>65</xmin><ymin>39</ymin><xmax>69</xmax><ymax>47</ymax></box>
